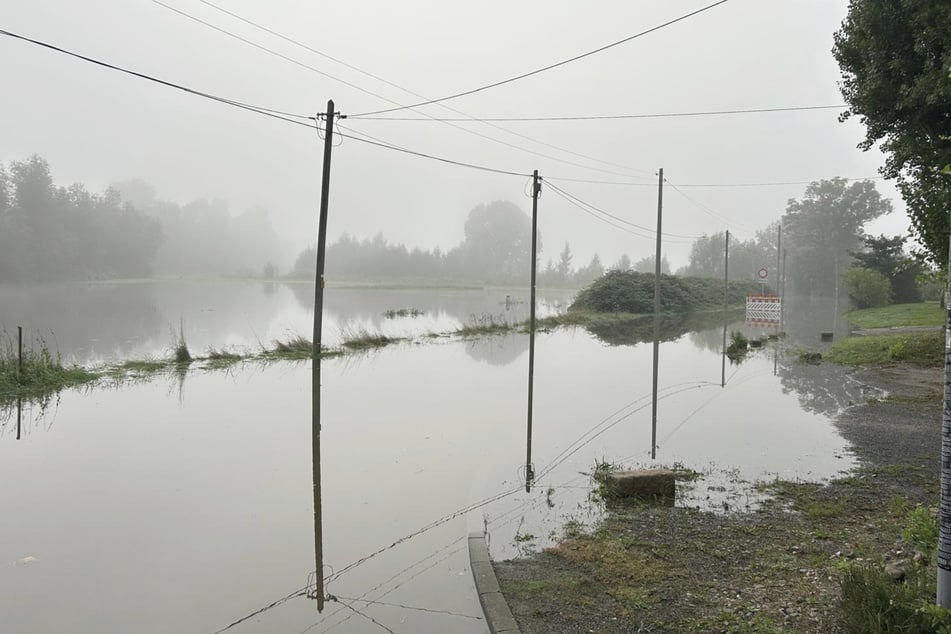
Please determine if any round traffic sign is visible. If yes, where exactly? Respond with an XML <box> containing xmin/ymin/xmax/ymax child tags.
<box><xmin>757</xmin><ymin>268</ymin><xmax>768</xmax><ymax>280</ymax></box>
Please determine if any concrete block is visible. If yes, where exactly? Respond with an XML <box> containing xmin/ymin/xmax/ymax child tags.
<box><xmin>606</xmin><ymin>468</ymin><xmax>676</xmax><ymax>500</ymax></box>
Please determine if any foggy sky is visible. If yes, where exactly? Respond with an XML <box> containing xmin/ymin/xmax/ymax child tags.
<box><xmin>0</xmin><ymin>0</ymin><xmax>908</xmax><ymax>270</ymax></box>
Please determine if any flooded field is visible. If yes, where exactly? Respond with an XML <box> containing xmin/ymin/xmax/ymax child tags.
<box><xmin>0</xmin><ymin>281</ymin><xmax>862</xmax><ymax>633</ymax></box>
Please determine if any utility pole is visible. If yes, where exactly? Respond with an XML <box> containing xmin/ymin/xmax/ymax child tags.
<box><xmin>311</xmin><ymin>99</ymin><xmax>336</xmax><ymax>613</ymax></box>
<box><xmin>650</xmin><ymin>168</ymin><xmax>663</xmax><ymax>460</ymax></box>
<box><xmin>721</xmin><ymin>230</ymin><xmax>729</xmax><ymax>388</ymax></box>
<box><xmin>525</xmin><ymin>170</ymin><xmax>541</xmax><ymax>492</ymax></box>
<box><xmin>938</xmin><ymin>230</ymin><xmax>951</xmax><ymax>607</ymax></box>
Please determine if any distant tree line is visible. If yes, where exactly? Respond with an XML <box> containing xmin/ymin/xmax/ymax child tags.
<box><xmin>0</xmin><ymin>156</ymin><xmax>288</xmax><ymax>283</ymax></box>
<box><xmin>0</xmin><ymin>156</ymin><xmax>162</xmax><ymax>282</ymax></box>
<box><xmin>289</xmin><ymin>200</ymin><xmax>619</xmax><ymax>287</ymax></box>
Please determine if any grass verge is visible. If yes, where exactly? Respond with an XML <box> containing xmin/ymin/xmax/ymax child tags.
<box><xmin>846</xmin><ymin>302</ymin><xmax>944</xmax><ymax>328</ymax></box>
<box><xmin>826</xmin><ymin>331</ymin><xmax>943</xmax><ymax>366</ymax></box>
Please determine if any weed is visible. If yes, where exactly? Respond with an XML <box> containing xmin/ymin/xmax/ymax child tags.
<box><xmin>726</xmin><ymin>330</ymin><xmax>749</xmax><ymax>358</ymax></box>
<box><xmin>457</xmin><ymin>313</ymin><xmax>512</xmax><ymax>336</ymax></box>
<box><xmin>839</xmin><ymin>562</ymin><xmax>950</xmax><ymax>634</ymax></box>
<box><xmin>340</xmin><ymin>327</ymin><xmax>398</xmax><ymax>350</ymax></box>
<box><xmin>0</xmin><ymin>329</ymin><xmax>98</xmax><ymax>401</ymax></box>
<box><xmin>171</xmin><ymin>319</ymin><xmax>191</xmax><ymax>364</ymax></box>
<box><xmin>382</xmin><ymin>308</ymin><xmax>424</xmax><ymax>319</ymax></box>
<box><xmin>903</xmin><ymin>506</ymin><xmax>938</xmax><ymax>554</ymax></box>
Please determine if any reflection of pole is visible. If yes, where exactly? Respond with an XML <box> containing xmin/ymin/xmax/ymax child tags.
<box><xmin>16</xmin><ymin>396</ymin><xmax>22</xmax><ymax>441</ymax></box>
<box><xmin>937</xmin><ymin>230</ymin><xmax>951</xmax><ymax>607</ymax></box>
<box><xmin>311</xmin><ymin>99</ymin><xmax>336</xmax><ymax>613</ymax></box>
<box><xmin>781</xmin><ymin>248</ymin><xmax>787</xmax><ymax>333</ymax></box>
<box><xmin>525</xmin><ymin>170</ymin><xmax>540</xmax><ymax>492</ymax></box>
<box><xmin>721</xmin><ymin>230</ymin><xmax>729</xmax><ymax>388</ymax></box>
<box><xmin>651</xmin><ymin>168</ymin><xmax>663</xmax><ymax>460</ymax></box>
<box><xmin>776</xmin><ymin>224</ymin><xmax>782</xmax><ymax>334</ymax></box>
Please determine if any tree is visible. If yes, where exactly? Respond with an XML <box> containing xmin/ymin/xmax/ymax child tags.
<box><xmin>781</xmin><ymin>178</ymin><xmax>891</xmax><ymax>297</ymax></box>
<box><xmin>633</xmin><ymin>254</ymin><xmax>671</xmax><ymax>275</ymax></box>
<box><xmin>556</xmin><ymin>242</ymin><xmax>573</xmax><ymax>280</ymax></box>
<box><xmin>612</xmin><ymin>254</ymin><xmax>632</xmax><ymax>271</ymax></box>
<box><xmin>460</xmin><ymin>200</ymin><xmax>532</xmax><ymax>282</ymax></box>
<box><xmin>843</xmin><ymin>267</ymin><xmax>890</xmax><ymax>309</ymax></box>
<box><xmin>833</xmin><ymin>1</ymin><xmax>951</xmax><ymax>266</ymax></box>
<box><xmin>850</xmin><ymin>234</ymin><xmax>922</xmax><ymax>303</ymax></box>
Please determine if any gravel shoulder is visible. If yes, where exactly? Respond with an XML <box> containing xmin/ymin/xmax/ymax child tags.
<box><xmin>493</xmin><ymin>363</ymin><xmax>943</xmax><ymax>633</ymax></box>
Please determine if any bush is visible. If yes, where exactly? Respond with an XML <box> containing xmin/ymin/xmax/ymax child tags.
<box><xmin>844</xmin><ymin>267</ymin><xmax>891</xmax><ymax>309</ymax></box>
<box><xmin>570</xmin><ymin>270</ymin><xmax>760</xmax><ymax>314</ymax></box>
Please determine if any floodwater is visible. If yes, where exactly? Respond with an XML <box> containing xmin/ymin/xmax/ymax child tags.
<box><xmin>0</xmin><ymin>282</ymin><xmax>864</xmax><ymax>633</ymax></box>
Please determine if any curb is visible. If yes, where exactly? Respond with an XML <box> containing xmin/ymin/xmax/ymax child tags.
<box><xmin>468</xmin><ymin>532</ymin><xmax>521</xmax><ymax>634</ymax></box>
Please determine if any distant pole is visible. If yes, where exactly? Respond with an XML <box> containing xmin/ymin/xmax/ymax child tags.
<box><xmin>650</xmin><ymin>168</ymin><xmax>663</xmax><ymax>460</ymax></box>
<box><xmin>17</xmin><ymin>326</ymin><xmax>23</xmax><ymax>377</ymax></box>
<box><xmin>311</xmin><ymin>99</ymin><xmax>336</xmax><ymax>613</ymax></box>
<box><xmin>721</xmin><ymin>230</ymin><xmax>729</xmax><ymax>388</ymax></box>
<box><xmin>525</xmin><ymin>170</ymin><xmax>541</xmax><ymax>492</ymax></box>
<box><xmin>937</xmin><ymin>230</ymin><xmax>951</xmax><ymax>608</ymax></box>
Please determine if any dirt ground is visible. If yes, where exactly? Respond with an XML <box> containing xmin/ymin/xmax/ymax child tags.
<box><xmin>493</xmin><ymin>363</ymin><xmax>943</xmax><ymax>633</ymax></box>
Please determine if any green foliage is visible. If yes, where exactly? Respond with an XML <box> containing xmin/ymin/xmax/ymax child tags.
<box><xmin>843</xmin><ymin>267</ymin><xmax>891</xmax><ymax>309</ymax></box>
<box><xmin>846</xmin><ymin>302</ymin><xmax>944</xmax><ymax>328</ymax></box>
<box><xmin>839</xmin><ymin>562</ymin><xmax>950</xmax><ymax>634</ymax></box>
<box><xmin>833</xmin><ymin>0</ymin><xmax>951</xmax><ymax>267</ymax></box>
<box><xmin>782</xmin><ymin>179</ymin><xmax>892</xmax><ymax>298</ymax></box>
<box><xmin>570</xmin><ymin>270</ymin><xmax>757</xmax><ymax>314</ymax></box>
<box><xmin>727</xmin><ymin>331</ymin><xmax>749</xmax><ymax>357</ymax></box>
<box><xmin>903</xmin><ymin>507</ymin><xmax>938</xmax><ymax>554</ymax></box>
<box><xmin>851</xmin><ymin>234</ymin><xmax>923</xmax><ymax>303</ymax></box>
<box><xmin>827</xmin><ymin>331</ymin><xmax>944</xmax><ymax>366</ymax></box>
<box><xmin>0</xmin><ymin>331</ymin><xmax>98</xmax><ymax>400</ymax></box>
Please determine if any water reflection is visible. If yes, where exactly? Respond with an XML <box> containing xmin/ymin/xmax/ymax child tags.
<box><xmin>586</xmin><ymin>312</ymin><xmax>737</xmax><ymax>347</ymax></box>
<box><xmin>463</xmin><ymin>333</ymin><xmax>528</xmax><ymax>366</ymax></box>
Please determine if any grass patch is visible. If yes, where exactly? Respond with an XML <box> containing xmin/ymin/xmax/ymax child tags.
<box><xmin>827</xmin><ymin>331</ymin><xmax>943</xmax><ymax>366</ymax></box>
<box><xmin>171</xmin><ymin>319</ymin><xmax>191</xmax><ymax>364</ymax></box>
<box><xmin>839</xmin><ymin>562</ymin><xmax>951</xmax><ymax>634</ymax></box>
<box><xmin>457</xmin><ymin>313</ymin><xmax>513</xmax><ymax>336</ymax></box>
<box><xmin>340</xmin><ymin>328</ymin><xmax>398</xmax><ymax>350</ymax></box>
<box><xmin>846</xmin><ymin>302</ymin><xmax>944</xmax><ymax>328</ymax></box>
<box><xmin>268</xmin><ymin>335</ymin><xmax>315</xmax><ymax>360</ymax></box>
<box><xmin>0</xmin><ymin>330</ymin><xmax>99</xmax><ymax>401</ymax></box>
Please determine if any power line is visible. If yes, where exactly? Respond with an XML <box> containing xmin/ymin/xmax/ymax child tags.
<box><xmin>152</xmin><ymin>1</ymin><xmax>653</xmax><ymax>179</ymax></box>
<box><xmin>665</xmin><ymin>178</ymin><xmax>757</xmax><ymax>233</ymax></box>
<box><xmin>546</xmin><ymin>175</ymin><xmax>886</xmax><ymax>187</ymax></box>
<box><xmin>192</xmin><ymin>0</ymin><xmax>654</xmax><ymax>178</ymax></box>
<box><xmin>351</xmin><ymin>0</ymin><xmax>732</xmax><ymax>117</ymax></box>
<box><xmin>349</xmin><ymin>104</ymin><xmax>847</xmax><ymax>122</ymax></box>
<box><xmin>0</xmin><ymin>27</ymin><xmax>316</xmax><ymax>127</ymax></box>
<box><xmin>336</xmin><ymin>124</ymin><xmax>530</xmax><ymax>177</ymax></box>
<box><xmin>548</xmin><ymin>185</ymin><xmax>659</xmax><ymax>241</ymax></box>
<box><xmin>546</xmin><ymin>181</ymin><xmax>703</xmax><ymax>239</ymax></box>
<box><xmin>0</xmin><ymin>29</ymin><xmax>537</xmax><ymax>180</ymax></box>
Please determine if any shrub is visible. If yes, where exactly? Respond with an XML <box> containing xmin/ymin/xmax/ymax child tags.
<box><xmin>843</xmin><ymin>267</ymin><xmax>891</xmax><ymax>309</ymax></box>
<box><xmin>570</xmin><ymin>270</ymin><xmax>759</xmax><ymax>314</ymax></box>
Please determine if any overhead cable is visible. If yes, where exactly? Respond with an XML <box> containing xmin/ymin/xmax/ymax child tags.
<box><xmin>350</xmin><ymin>0</ymin><xmax>732</xmax><ymax>117</ymax></box>
<box><xmin>350</xmin><ymin>104</ymin><xmax>848</xmax><ymax>122</ymax></box>
<box><xmin>546</xmin><ymin>175</ymin><xmax>885</xmax><ymax>188</ymax></box>
<box><xmin>0</xmin><ymin>27</ymin><xmax>315</xmax><ymax>125</ymax></box>
<box><xmin>152</xmin><ymin>0</ymin><xmax>653</xmax><ymax>179</ymax></box>
<box><xmin>192</xmin><ymin>0</ymin><xmax>654</xmax><ymax>177</ymax></box>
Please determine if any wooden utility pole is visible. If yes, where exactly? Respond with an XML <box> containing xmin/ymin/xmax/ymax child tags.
<box><xmin>938</xmin><ymin>231</ymin><xmax>951</xmax><ymax>607</ymax></box>
<box><xmin>721</xmin><ymin>230</ymin><xmax>729</xmax><ymax>388</ymax></box>
<box><xmin>525</xmin><ymin>170</ymin><xmax>541</xmax><ymax>492</ymax></box>
<box><xmin>650</xmin><ymin>168</ymin><xmax>663</xmax><ymax>460</ymax></box>
<box><xmin>311</xmin><ymin>99</ymin><xmax>336</xmax><ymax>613</ymax></box>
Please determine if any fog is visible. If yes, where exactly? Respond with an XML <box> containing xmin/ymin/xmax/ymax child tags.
<box><xmin>0</xmin><ymin>0</ymin><xmax>910</xmax><ymax>274</ymax></box>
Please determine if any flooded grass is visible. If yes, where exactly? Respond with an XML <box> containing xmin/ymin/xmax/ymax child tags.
<box><xmin>382</xmin><ymin>307</ymin><xmax>424</xmax><ymax>319</ymax></box>
<box><xmin>0</xmin><ymin>330</ymin><xmax>99</xmax><ymax>401</ymax></box>
<box><xmin>457</xmin><ymin>313</ymin><xmax>512</xmax><ymax>336</ymax></box>
<box><xmin>826</xmin><ymin>331</ymin><xmax>943</xmax><ymax>366</ymax></box>
<box><xmin>340</xmin><ymin>327</ymin><xmax>400</xmax><ymax>350</ymax></box>
<box><xmin>171</xmin><ymin>319</ymin><xmax>192</xmax><ymax>364</ymax></box>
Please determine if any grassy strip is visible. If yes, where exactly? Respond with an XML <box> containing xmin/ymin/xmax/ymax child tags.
<box><xmin>846</xmin><ymin>302</ymin><xmax>944</xmax><ymax>329</ymax></box>
<box><xmin>826</xmin><ymin>331</ymin><xmax>944</xmax><ymax>366</ymax></box>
